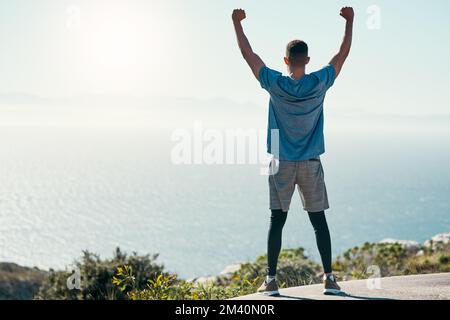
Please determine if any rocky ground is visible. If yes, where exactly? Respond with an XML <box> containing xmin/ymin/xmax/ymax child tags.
<box><xmin>0</xmin><ymin>263</ymin><xmax>47</xmax><ymax>300</ymax></box>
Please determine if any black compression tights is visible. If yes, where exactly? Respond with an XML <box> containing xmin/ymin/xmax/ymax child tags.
<box><xmin>267</xmin><ymin>209</ymin><xmax>332</xmax><ymax>276</ymax></box>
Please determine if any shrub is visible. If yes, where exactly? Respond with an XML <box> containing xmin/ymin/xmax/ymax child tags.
<box><xmin>34</xmin><ymin>238</ymin><xmax>450</xmax><ymax>300</ymax></box>
<box><xmin>112</xmin><ymin>247</ymin><xmax>322</xmax><ymax>300</ymax></box>
<box><xmin>333</xmin><ymin>241</ymin><xmax>450</xmax><ymax>280</ymax></box>
<box><xmin>114</xmin><ymin>269</ymin><xmax>260</xmax><ymax>300</ymax></box>
<box><xmin>36</xmin><ymin>248</ymin><xmax>164</xmax><ymax>300</ymax></box>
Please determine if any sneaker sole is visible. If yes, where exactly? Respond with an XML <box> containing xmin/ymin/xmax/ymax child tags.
<box><xmin>257</xmin><ymin>290</ymin><xmax>280</xmax><ymax>297</ymax></box>
<box><xmin>323</xmin><ymin>288</ymin><xmax>342</xmax><ymax>295</ymax></box>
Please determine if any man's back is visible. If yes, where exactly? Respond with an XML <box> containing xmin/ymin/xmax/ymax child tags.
<box><xmin>232</xmin><ymin>7</ymin><xmax>353</xmax><ymax>161</ymax></box>
<box><xmin>259</xmin><ymin>64</ymin><xmax>336</xmax><ymax>161</ymax></box>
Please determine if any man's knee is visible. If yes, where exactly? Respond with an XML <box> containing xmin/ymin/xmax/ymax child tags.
<box><xmin>270</xmin><ymin>210</ymin><xmax>288</xmax><ymax>227</ymax></box>
<box><xmin>271</xmin><ymin>209</ymin><xmax>287</xmax><ymax>215</ymax></box>
<box><xmin>308</xmin><ymin>211</ymin><xmax>327</xmax><ymax>230</ymax></box>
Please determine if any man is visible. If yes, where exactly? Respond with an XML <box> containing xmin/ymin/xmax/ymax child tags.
<box><xmin>232</xmin><ymin>7</ymin><xmax>354</xmax><ymax>295</ymax></box>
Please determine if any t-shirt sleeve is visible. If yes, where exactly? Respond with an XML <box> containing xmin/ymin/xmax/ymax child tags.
<box><xmin>311</xmin><ymin>64</ymin><xmax>336</xmax><ymax>91</ymax></box>
<box><xmin>259</xmin><ymin>65</ymin><xmax>282</xmax><ymax>92</ymax></box>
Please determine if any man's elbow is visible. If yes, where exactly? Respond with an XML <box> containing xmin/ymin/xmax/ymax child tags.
<box><xmin>338</xmin><ymin>49</ymin><xmax>350</xmax><ymax>60</ymax></box>
<box><xmin>343</xmin><ymin>45</ymin><xmax>353</xmax><ymax>58</ymax></box>
<box><xmin>343</xmin><ymin>50</ymin><xmax>351</xmax><ymax>59</ymax></box>
<box><xmin>240</xmin><ymin>48</ymin><xmax>253</xmax><ymax>60</ymax></box>
<box><xmin>333</xmin><ymin>51</ymin><xmax>350</xmax><ymax>68</ymax></box>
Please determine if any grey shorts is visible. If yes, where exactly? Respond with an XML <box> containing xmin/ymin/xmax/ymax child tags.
<box><xmin>268</xmin><ymin>157</ymin><xmax>329</xmax><ymax>213</ymax></box>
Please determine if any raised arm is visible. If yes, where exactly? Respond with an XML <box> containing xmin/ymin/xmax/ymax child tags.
<box><xmin>232</xmin><ymin>9</ymin><xmax>265</xmax><ymax>80</ymax></box>
<box><xmin>329</xmin><ymin>7</ymin><xmax>354</xmax><ymax>78</ymax></box>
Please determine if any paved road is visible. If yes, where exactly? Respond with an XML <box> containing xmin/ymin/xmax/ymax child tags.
<box><xmin>232</xmin><ymin>273</ymin><xmax>450</xmax><ymax>300</ymax></box>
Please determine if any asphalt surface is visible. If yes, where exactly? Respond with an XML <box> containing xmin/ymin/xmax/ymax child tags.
<box><xmin>232</xmin><ymin>273</ymin><xmax>450</xmax><ymax>300</ymax></box>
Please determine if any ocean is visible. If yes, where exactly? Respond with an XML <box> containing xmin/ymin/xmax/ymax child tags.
<box><xmin>0</xmin><ymin>102</ymin><xmax>449</xmax><ymax>278</ymax></box>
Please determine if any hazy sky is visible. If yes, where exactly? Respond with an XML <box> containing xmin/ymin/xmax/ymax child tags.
<box><xmin>0</xmin><ymin>0</ymin><xmax>449</xmax><ymax>115</ymax></box>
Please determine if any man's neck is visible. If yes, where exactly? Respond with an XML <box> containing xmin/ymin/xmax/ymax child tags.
<box><xmin>288</xmin><ymin>67</ymin><xmax>305</xmax><ymax>80</ymax></box>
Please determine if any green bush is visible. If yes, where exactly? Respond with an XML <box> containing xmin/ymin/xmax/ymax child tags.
<box><xmin>333</xmin><ymin>242</ymin><xmax>450</xmax><ymax>280</ymax></box>
<box><xmin>110</xmin><ymin>247</ymin><xmax>321</xmax><ymax>300</ymax></box>
<box><xmin>33</xmin><ymin>239</ymin><xmax>450</xmax><ymax>300</ymax></box>
<box><xmin>36</xmin><ymin>248</ymin><xmax>164</xmax><ymax>300</ymax></box>
<box><xmin>113</xmin><ymin>268</ymin><xmax>260</xmax><ymax>300</ymax></box>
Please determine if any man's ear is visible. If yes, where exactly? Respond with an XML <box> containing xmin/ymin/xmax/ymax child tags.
<box><xmin>284</xmin><ymin>57</ymin><xmax>289</xmax><ymax>65</ymax></box>
<box><xmin>305</xmin><ymin>56</ymin><xmax>311</xmax><ymax>65</ymax></box>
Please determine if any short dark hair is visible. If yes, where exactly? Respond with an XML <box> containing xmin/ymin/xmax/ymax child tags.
<box><xmin>286</xmin><ymin>40</ymin><xmax>309</xmax><ymax>67</ymax></box>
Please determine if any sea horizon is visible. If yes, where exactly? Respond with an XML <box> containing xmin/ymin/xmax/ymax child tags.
<box><xmin>1</xmin><ymin>99</ymin><xmax>449</xmax><ymax>278</ymax></box>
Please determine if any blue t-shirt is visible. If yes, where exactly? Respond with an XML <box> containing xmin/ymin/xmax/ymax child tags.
<box><xmin>259</xmin><ymin>64</ymin><xmax>336</xmax><ymax>161</ymax></box>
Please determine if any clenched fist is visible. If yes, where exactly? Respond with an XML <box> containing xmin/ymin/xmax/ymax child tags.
<box><xmin>232</xmin><ymin>9</ymin><xmax>246</xmax><ymax>23</ymax></box>
<box><xmin>340</xmin><ymin>7</ymin><xmax>354</xmax><ymax>21</ymax></box>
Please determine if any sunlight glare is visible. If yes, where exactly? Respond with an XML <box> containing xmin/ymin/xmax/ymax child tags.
<box><xmin>77</xmin><ymin>2</ymin><xmax>166</xmax><ymax>93</ymax></box>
